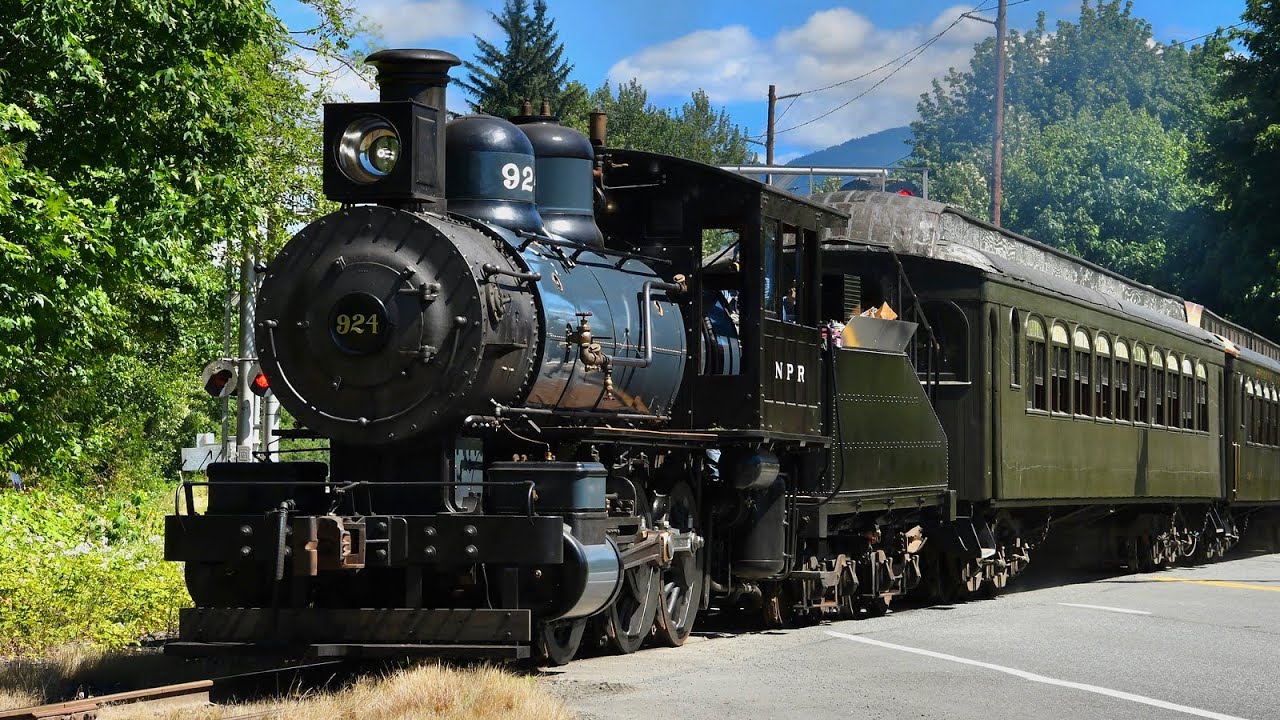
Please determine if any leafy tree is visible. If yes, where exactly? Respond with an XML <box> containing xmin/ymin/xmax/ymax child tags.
<box><xmin>0</xmin><ymin>0</ymin><xmax>365</xmax><ymax>484</ymax></box>
<box><xmin>909</xmin><ymin>0</ymin><xmax>1228</xmax><ymax>292</ymax></box>
<box><xmin>1197</xmin><ymin>0</ymin><xmax>1280</xmax><ymax>336</ymax></box>
<box><xmin>458</xmin><ymin>0</ymin><xmax>585</xmax><ymax>118</ymax></box>
<box><xmin>585</xmin><ymin>81</ymin><xmax>754</xmax><ymax>166</ymax></box>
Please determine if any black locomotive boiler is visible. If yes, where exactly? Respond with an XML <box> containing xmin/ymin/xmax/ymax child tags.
<box><xmin>165</xmin><ymin>48</ymin><xmax>1280</xmax><ymax>665</ymax></box>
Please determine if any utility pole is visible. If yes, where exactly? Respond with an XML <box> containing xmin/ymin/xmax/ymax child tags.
<box><xmin>235</xmin><ymin>246</ymin><xmax>257</xmax><ymax>459</ymax></box>
<box><xmin>765</xmin><ymin>85</ymin><xmax>801</xmax><ymax>187</ymax></box>
<box><xmin>766</xmin><ymin>84</ymin><xmax>776</xmax><ymax>185</ymax></box>
<box><xmin>991</xmin><ymin>0</ymin><xmax>1007</xmax><ymax>227</ymax></box>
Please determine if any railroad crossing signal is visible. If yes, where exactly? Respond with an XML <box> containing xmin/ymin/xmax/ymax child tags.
<box><xmin>201</xmin><ymin>359</ymin><xmax>238</xmax><ymax>398</ymax></box>
<box><xmin>248</xmin><ymin>362</ymin><xmax>272</xmax><ymax>398</ymax></box>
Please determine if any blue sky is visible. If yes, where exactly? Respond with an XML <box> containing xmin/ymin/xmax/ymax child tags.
<box><xmin>279</xmin><ymin>0</ymin><xmax>1246</xmax><ymax>161</ymax></box>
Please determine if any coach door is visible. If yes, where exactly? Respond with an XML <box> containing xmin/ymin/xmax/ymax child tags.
<box><xmin>759</xmin><ymin>211</ymin><xmax>822</xmax><ymax>436</ymax></box>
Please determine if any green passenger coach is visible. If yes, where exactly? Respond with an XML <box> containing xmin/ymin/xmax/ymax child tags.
<box><xmin>816</xmin><ymin>190</ymin><xmax>1279</xmax><ymax>567</ymax></box>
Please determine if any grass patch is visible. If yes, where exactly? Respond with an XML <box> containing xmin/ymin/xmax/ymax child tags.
<box><xmin>0</xmin><ymin>486</ymin><xmax>190</xmax><ymax>656</ymax></box>
<box><xmin>110</xmin><ymin>663</ymin><xmax>576</xmax><ymax>720</ymax></box>
<box><xmin>0</xmin><ymin>647</ymin><xmax>575</xmax><ymax>720</ymax></box>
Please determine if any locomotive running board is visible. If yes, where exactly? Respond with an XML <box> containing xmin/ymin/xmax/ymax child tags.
<box><xmin>173</xmin><ymin>607</ymin><xmax>532</xmax><ymax>651</ymax></box>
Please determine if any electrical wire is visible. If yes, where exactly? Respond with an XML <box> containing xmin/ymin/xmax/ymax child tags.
<box><xmin>774</xmin><ymin>25</ymin><xmax>961</xmax><ymax>136</ymax></box>
<box><xmin>1168</xmin><ymin>22</ymin><xmax>1245</xmax><ymax>46</ymax></box>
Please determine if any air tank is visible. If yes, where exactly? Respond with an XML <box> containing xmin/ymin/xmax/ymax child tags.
<box><xmin>733</xmin><ymin>475</ymin><xmax>787</xmax><ymax>579</ymax></box>
<box><xmin>512</xmin><ymin>108</ymin><xmax>604</xmax><ymax>247</ymax></box>
<box><xmin>445</xmin><ymin>115</ymin><xmax>546</xmax><ymax>235</ymax></box>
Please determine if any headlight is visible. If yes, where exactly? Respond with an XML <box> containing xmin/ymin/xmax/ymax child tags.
<box><xmin>337</xmin><ymin>116</ymin><xmax>401</xmax><ymax>184</ymax></box>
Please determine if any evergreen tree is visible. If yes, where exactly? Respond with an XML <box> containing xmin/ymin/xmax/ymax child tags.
<box><xmin>458</xmin><ymin>0</ymin><xmax>583</xmax><ymax>118</ymax></box>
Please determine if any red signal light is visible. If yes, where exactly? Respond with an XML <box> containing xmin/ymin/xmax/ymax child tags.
<box><xmin>201</xmin><ymin>360</ymin><xmax>238</xmax><ymax>398</ymax></box>
<box><xmin>897</xmin><ymin>189</ymin><xmax>914</xmax><ymax>196</ymax></box>
<box><xmin>248</xmin><ymin>363</ymin><xmax>273</xmax><ymax>398</ymax></box>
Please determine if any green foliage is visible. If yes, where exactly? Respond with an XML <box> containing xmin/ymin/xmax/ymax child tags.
<box><xmin>910</xmin><ymin>0</ymin><xmax>1229</xmax><ymax>292</ymax></box>
<box><xmin>0</xmin><ymin>487</ymin><xmax>189</xmax><ymax>655</ymax></box>
<box><xmin>1197</xmin><ymin>0</ymin><xmax>1280</xmax><ymax>337</ymax></box>
<box><xmin>0</xmin><ymin>0</ymin><xmax>364</xmax><ymax>485</ymax></box>
<box><xmin>458</xmin><ymin>0</ymin><xmax>584</xmax><ymax>118</ymax></box>
<box><xmin>582</xmin><ymin>81</ymin><xmax>755</xmax><ymax>166</ymax></box>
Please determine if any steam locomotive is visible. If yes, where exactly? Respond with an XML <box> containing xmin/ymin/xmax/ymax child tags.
<box><xmin>164</xmin><ymin>49</ymin><xmax>1280</xmax><ymax>664</ymax></box>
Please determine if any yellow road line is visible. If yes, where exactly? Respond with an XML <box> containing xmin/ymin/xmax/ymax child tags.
<box><xmin>1153</xmin><ymin>576</ymin><xmax>1280</xmax><ymax>593</ymax></box>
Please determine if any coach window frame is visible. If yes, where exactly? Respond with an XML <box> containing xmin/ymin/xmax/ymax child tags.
<box><xmin>1133</xmin><ymin>343</ymin><xmax>1149</xmax><ymax>425</ymax></box>
<box><xmin>1180</xmin><ymin>357</ymin><xmax>1195</xmax><ymax>430</ymax></box>
<box><xmin>1072</xmin><ymin>326</ymin><xmax>1092</xmax><ymax>419</ymax></box>
<box><xmin>1050</xmin><ymin>321</ymin><xmax>1071</xmax><ymax>415</ymax></box>
<box><xmin>1167</xmin><ymin>353</ymin><xmax>1182</xmax><ymax>432</ymax></box>
<box><xmin>1011</xmin><ymin>308</ymin><xmax>1022</xmax><ymax>389</ymax></box>
<box><xmin>1026</xmin><ymin>314</ymin><xmax>1048</xmax><ymax>412</ymax></box>
<box><xmin>1195</xmin><ymin>361</ymin><xmax>1208</xmax><ymax>433</ymax></box>
<box><xmin>1094</xmin><ymin>333</ymin><xmax>1112</xmax><ymax>420</ymax></box>
<box><xmin>1115</xmin><ymin>339</ymin><xmax>1132</xmax><ymax>422</ymax></box>
<box><xmin>1151</xmin><ymin>348</ymin><xmax>1166</xmax><ymax>427</ymax></box>
<box><xmin>1245</xmin><ymin>379</ymin><xmax>1256</xmax><ymax>444</ymax></box>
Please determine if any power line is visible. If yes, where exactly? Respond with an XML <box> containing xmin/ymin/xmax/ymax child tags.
<box><xmin>976</xmin><ymin>0</ymin><xmax>1034</xmax><ymax>12</ymax></box>
<box><xmin>1168</xmin><ymin>22</ymin><xmax>1245</xmax><ymax>47</ymax></box>
<box><xmin>773</xmin><ymin>12</ymin><xmax>972</xmax><ymax>136</ymax></box>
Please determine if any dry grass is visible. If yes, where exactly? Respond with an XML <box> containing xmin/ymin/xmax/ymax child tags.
<box><xmin>102</xmin><ymin>664</ymin><xmax>574</xmax><ymax>720</ymax></box>
<box><xmin>0</xmin><ymin>644</ymin><xmax>284</xmax><ymax>710</ymax></box>
<box><xmin>2</xmin><ymin>647</ymin><xmax>574</xmax><ymax>720</ymax></box>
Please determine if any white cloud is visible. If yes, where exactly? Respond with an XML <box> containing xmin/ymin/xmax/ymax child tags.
<box><xmin>361</xmin><ymin>0</ymin><xmax>485</xmax><ymax>45</ymax></box>
<box><xmin>605</xmin><ymin>7</ymin><xmax>995</xmax><ymax>150</ymax></box>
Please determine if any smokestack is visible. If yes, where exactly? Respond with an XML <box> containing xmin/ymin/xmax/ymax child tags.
<box><xmin>589</xmin><ymin>110</ymin><xmax>608</xmax><ymax>149</ymax></box>
<box><xmin>365</xmin><ymin>48</ymin><xmax>461</xmax><ymax>108</ymax></box>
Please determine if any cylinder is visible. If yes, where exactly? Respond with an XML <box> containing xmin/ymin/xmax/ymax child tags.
<box><xmin>548</xmin><ymin>529</ymin><xmax>623</xmax><ymax>620</ymax></box>
<box><xmin>733</xmin><ymin>475</ymin><xmax>786</xmax><ymax>579</ymax></box>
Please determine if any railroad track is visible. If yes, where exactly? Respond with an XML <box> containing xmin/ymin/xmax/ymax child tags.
<box><xmin>0</xmin><ymin>661</ymin><xmax>346</xmax><ymax>720</ymax></box>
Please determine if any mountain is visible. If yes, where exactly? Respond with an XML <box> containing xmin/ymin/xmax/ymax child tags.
<box><xmin>779</xmin><ymin>126</ymin><xmax>913</xmax><ymax>193</ymax></box>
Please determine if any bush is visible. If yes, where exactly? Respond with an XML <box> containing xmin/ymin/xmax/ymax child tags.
<box><xmin>0</xmin><ymin>486</ymin><xmax>189</xmax><ymax>656</ymax></box>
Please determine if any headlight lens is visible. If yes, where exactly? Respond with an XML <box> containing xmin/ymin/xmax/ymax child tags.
<box><xmin>337</xmin><ymin>116</ymin><xmax>401</xmax><ymax>184</ymax></box>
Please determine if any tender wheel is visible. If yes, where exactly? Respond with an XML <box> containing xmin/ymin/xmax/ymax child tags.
<box><xmin>652</xmin><ymin>480</ymin><xmax>704</xmax><ymax>647</ymax></box>
<box><xmin>837</xmin><ymin>562</ymin><xmax>860</xmax><ymax>620</ymax></box>
<box><xmin>536</xmin><ymin>618</ymin><xmax>587</xmax><ymax>666</ymax></box>
<box><xmin>605</xmin><ymin>489</ymin><xmax>661</xmax><ymax>655</ymax></box>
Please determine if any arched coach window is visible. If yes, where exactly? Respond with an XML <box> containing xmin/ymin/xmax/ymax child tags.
<box><xmin>1073</xmin><ymin>327</ymin><xmax>1092</xmax><ymax>416</ymax></box>
<box><xmin>1026</xmin><ymin>316</ymin><xmax>1047</xmax><ymax>410</ymax></box>
<box><xmin>1094</xmin><ymin>334</ymin><xmax>1112</xmax><ymax>419</ymax></box>
<box><xmin>1115</xmin><ymin>340</ymin><xmax>1131</xmax><ymax>421</ymax></box>
<box><xmin>1181</xmin><ymin>358</ymin><xmax>1195</xmax><ymax>429</ymax></box>
<box><xmin>1011</xmin><ymin>309</ymin><xmax>1021</xmax><ymax>387</ymax></box>
<box><xmin>1152</xmin><ymin>349</ymin><xmax>1168</xmax><ymax>426</ymax></box>
<box><xmin>1195</xmin><ymin>361</ymin><xmax>1208</xmax><ymax>431</ymax></box>
<box><xmin>1267</xmin><ymin>385</ymin><xmax>1275</xmax><ymax>446</ymax></box>
<box><xmin>1246</xmin><ymin>380</ymin><xmax>1256</xmax><ymax>443</ymax></box>
<box><xmin>1051</xmin><ymin>322</ymin><xmax>1071</xmax><ymax>413</ymax></box>
<box><xmin>1167</xmin><ymin>353</ymin><xmax>1181</xmax><ymax>430</ymax></box>
<box><xmin>1133</xmin><ymin>344</ymin><xmax>1149</xmax><ymax>423</ymax></box>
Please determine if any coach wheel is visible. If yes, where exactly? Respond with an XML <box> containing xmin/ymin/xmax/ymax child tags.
<box><xmin>605</xmin><ymin>488</ymin><xmax>661</xmax><ymax>655</ymax></box>
<box><xmin>536</xmin><ymin>618</ymin><xmax>587</xmax><ymax>666</ymax></box>
<box><xmin>652</xmin><ymin>480</ymin><xmax>704</xmax><ymax>647</ymax></box>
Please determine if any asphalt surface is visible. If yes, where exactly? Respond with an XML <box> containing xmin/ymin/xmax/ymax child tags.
<box><xmin>541</xmin><ymin>552</ymin><xmax>1280</xmax><ymax>720</ymax></box>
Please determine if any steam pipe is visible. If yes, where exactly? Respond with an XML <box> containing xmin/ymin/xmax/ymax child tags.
<box><xmin>608</xmin><ymin>280</ymin><xmax>684</xmax><ymax>368</ymax></box>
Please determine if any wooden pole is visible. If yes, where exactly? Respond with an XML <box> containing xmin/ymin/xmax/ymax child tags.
<box><xmin>991</xmin><ymin>0</ymin><xmax>1007</xmax><ymax>227</ymax></box>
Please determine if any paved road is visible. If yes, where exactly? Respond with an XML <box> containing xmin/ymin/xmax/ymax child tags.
<box><xmin>541</xmin><ymin>553</ymin><xmax>1280</xmax><ymax>720</ymax></box>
